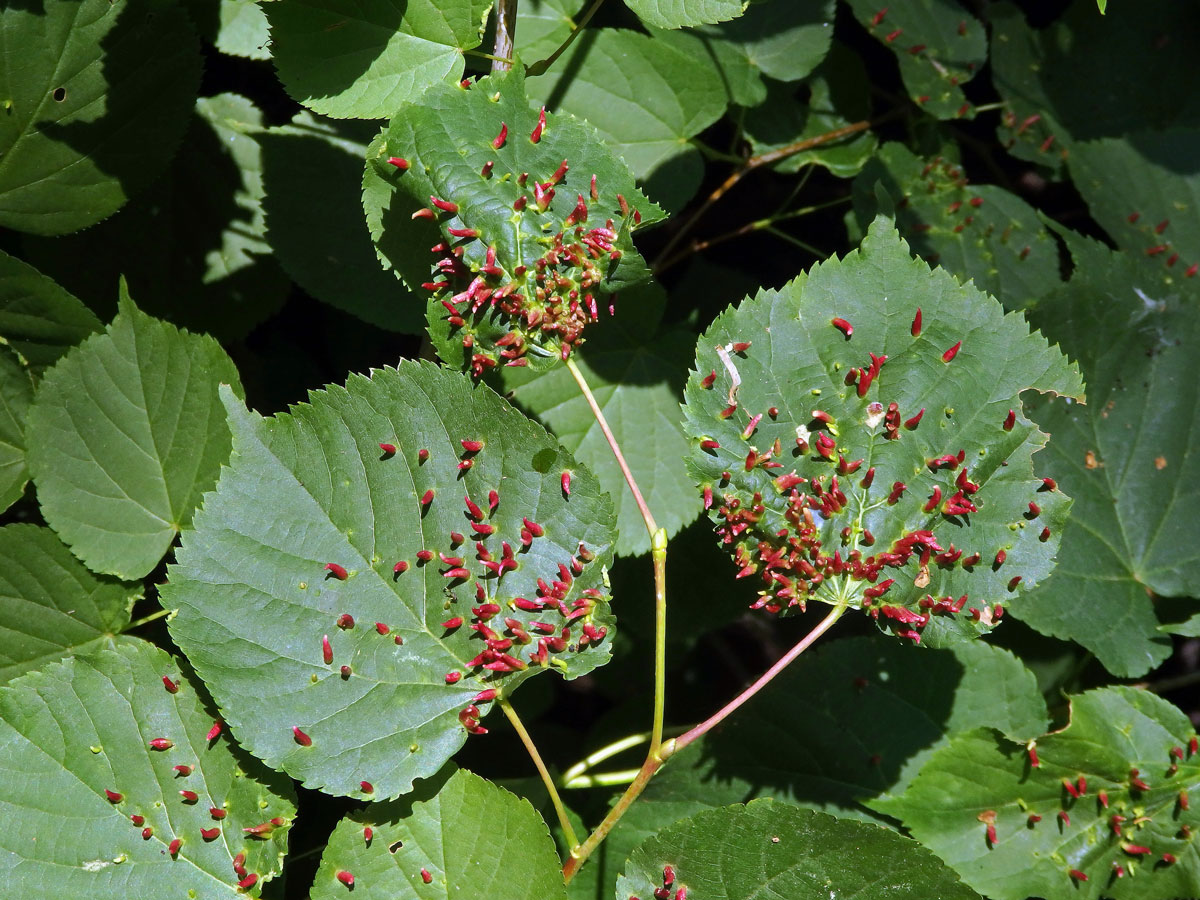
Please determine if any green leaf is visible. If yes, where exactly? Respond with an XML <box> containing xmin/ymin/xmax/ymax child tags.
<box><xmin>215</xmin><ymin>0</ymin><xmax>271</xmax><ymax>59</ymax></box>
<box><xmin>873</xmin><ymin>686</ymin><xmax>1200</xmax><ymax>900</ymax></box>
<box><xmin>580</xmin><ymin>636</ymin><xmax>1045</xmax><ymax>899</ymax></box>
<box><xmin>743</xmin><ymin>43</ymin><xmax>877</xmax><ymax>178</ymax></box>
<box><xmin>498</xmin><ymin>283</ymin><xmax>701</xmax><ymax>557</ymax></box>
<box><xmin>1009</xmin><ymin>231</ymin><xmax>1195</xmax><ymax>676</ymax></box>
<box><xmin>842</xmin><ymin>0</ymin><xmax>986</xmax><ymax>121</ymax></box>
<box><xmin>0</xmin><ymin>347</ymin><xmax>34</xmax><ymax>512</ymax></box>
<box><xmin>524</xmin><ymin>27</ymin><xmax>727</xmax><ymax>210</ymax></box>
<box><xmin>266</xmin><ymin>0</ymin><xmax>492</xmax><ymax>119</ymax></box>
<box><xmin>164</xmin><ymin>362</ymin><xmax>618</xmax><ymax>798</ymax></box>
<box><xmin>694</xmin><ymin>0</ymin><xmax>835</xmax><ymax>98</ymax></box>
<box><xmin>24</xmin><ymin>292</ymin><xmax>243</xmax><ymax>580</ymax></box>
<box><xmin>310</xmin><ymin>767</ymin><xmax>568</xmax><ymax>899</ymax></box>
<box><xmin>681</xmin><ymin>217</ymin><xmax>1084</xmax><ymax>644</ymax></box>
<box><xmin>20</xmin><ymin>94</ymin><xmax>291</xmax><ymax>342</ymax></box>
<box><xmin>852</xmin><ymin>143</ymin><xmax>1062</xmax><ymax>306</ymax></box>
<box><xmin>988</xmin><ymin>1</ymin><xmax>1200</xmax><ymax>173</ymax></box>
<box><xmin>260</xmin><ymin>111</ymin><xmax>426</xmax><ymax>333</ymax></box>
<box><xmin>0</xmin><ymin>524</ymin><xmax>141</xmax><ymax>685</ymax></box>
<box><xmin>515</xmin><ymin>0</ymin><xmax>585</xmax><ymax>62</ymax></box>
<box><xmin>0</xmin><ymin>640</ymin><xmax>295</xmax><ymax>897</ymax></box>
<box><xmin>616</xmin><ymin>799</ymin><xmax>982</xmax><ymax>900</ymax></box>
<box><xmin>1068</xmin><ymin>130</ymin><xmax>1200</xmax><ymax>291</ymax></box>
<box><xmin>0</xmin><ymin>249</ymin><xmax>102</xmax><ymax>375</ymax></box>
<box><xmin>623</xmin><ymin>0</ymin><xmax>746</xmax><ymax>29</ymax></box>
<box><xmin>364</xmin><ymin>66</ymin><xmax>659</xmax><ymax>374</ymax></box>
<box><xmin>0</xmin><ymin>0</ymin><xmax>202</xmax><ymax>235</ymax></box>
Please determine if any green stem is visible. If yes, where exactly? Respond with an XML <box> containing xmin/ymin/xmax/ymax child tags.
<box><xmin>565</xmin><ymin>359</ymin><xmax>669</xmax><ymax>756</ymax></box>
<box><xmin>563</xmin><ymin>768</ymin><xmax>641</xmax><ymax>788</ymax></box>
<box><xmin>650</xmin><ymin>528</ymin><xmax>668</xmax><ymax>756</ymax></box>
<box><xmin>565</xmin><ymin>358</ymin><xmax>658</xmax><ymax>538</ymax></box>
<box><xmin>466</xmin><ymin>49</ymin><xmax>515</xmax><ymax>66</ymax></box>
<box><xmin>499</xmin><ymin>697</ymin><xmax>579</xmax><ymax>849</ymax></box>
<box><xmin>562</xmin><ymin>731</ymin><xmax>653</xmax><ymax>784</ymax></box>
<box><xmin>562</xmin><ymin>603</ymin><xmax>845</xmax><ymax>882</ymax></box>
<box><xmin>526</xmin><ymin>0</ymin><xmax>607</xmax><ymax>76</ymax></box>
<box><xmin>652</xmin><ymin>119</ymin><xmax>873</xmax><ymax>274</ymax></box>
<box><xmin>123</xmin><ymin>608</ymin><xmax>170</xmax><ymax>632</ymax></box>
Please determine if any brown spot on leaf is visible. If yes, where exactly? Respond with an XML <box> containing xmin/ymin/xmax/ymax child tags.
<box><xmin>1085</xmin><ymin>450</ymin><xmax>1101</xmax><ymax>469</ymax></box>
<box><xmin>1155</xmin><ymin>456</ymin><xmax>1167</xmax><ymax>470</ymax></box>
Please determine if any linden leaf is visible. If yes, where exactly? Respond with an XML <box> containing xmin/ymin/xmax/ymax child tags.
<box><xmin>20</xmin><ymin>94</ymin><xmax>291</xmax><ymax>342</ymax></box>
<box><xmin>515</xmin><ymin>0</ymin><xmax>585</xmax><ymax>62</ymax></box>
<box><xmin>681</xmin><ymin>217</ymin><xmax>1084</xmax><ymax>645</ymax></box>
<box><xmin>0</xmin><ymin>347</ymin><xmax>34</xmax><ymax>512</ymax></box>
<box><xmin>266</xmin><ymin>0</ymin><xmax>492</xmax><ymax>119</ymax></box>
<box><xmin>622</xmin><ymin>0</ymin><xmax>746</xmax><ymax>30</ymax></box>
<box><xmin>0</xmin><ymin>640</ymin><xmax>296</xmax><ymax>898</ymax></box>
<box><xmin>0</xmin><ymin>0</ymin><xmax>201</xmax><ymax>235</ymax></box>
<box><xmin>1068</xmin><ymin>130</ymin><xmax>1200</xmax><ymax>291</ymax></box>
<box><xmin>1009</xmin><ymin>230</ymin><xmax>1198</xmax><ymax>676</ymax></box>
<box><xmin>841</xmin><ymin>0</ymin><xmax>986</xmax><ymax>121</ymax></box>
<box><xmin>214</xmin><ymin>0</ymin><xmax>271</xmax><ymax>59</ymax></box>
<box><xmin>873</xmin><ymin>687</ymin><xmax>1200</xmax><ymax>900</ymax></box>
<box><xmin>0</xmin><ymin>524</ymin><xmax>142</xmax><ymax>685</ymax></box>
<box><xmin>310</xmin><ymin>768</ymin><xmax>567</xmax><ymax>899</ymax></box>
<box><xmin>524</xmin><ymin>28</ymin><xmax>727</xmax><ymax>210</ymax></box>
<box><xmin>260</xmin><ymin>111</ymin><xmax>426</xmax><ymax>334</ymax></box>
<box><xmin>364</xmin><ymin>67</ymin><xmax>659</xmax><ymax>376</ymax></box>
<box><xmin>164</xmin><ymin>363</ymin><xmax>617</xmax><ymax>798</ymax></box>
<box><xmin>0</xmin><ymin>249</ymin><xmax>102</xmax><ymax>375</ymax></box>
<box><xmin>616</xmin><ymin>799</ymin><xmax>981</xmax><ymax>900</ymax></box>
<box><xmin>743</xmin><ymin>44</ymin><xmax>877</xmax><ymax>178</ymax></box>
<box><xmin>24</xmin><ymin>292</ymin><xmax>243</xmax><ymax>580</ymax></box>
<box><xmin>852</xmin><ymin>143</ymin><xmax>1062</xmax><ymax>306</ymax></box>
<box><xmin>989</xmin><ymin>1</ymin><xmax>1200</xmax><ymax>174</ymax></box>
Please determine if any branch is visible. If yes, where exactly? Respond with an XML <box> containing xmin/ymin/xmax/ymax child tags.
<box><xmin>492</xmin><ymin>0</ymin><xmax>518</xmax><ymax>72</ymax></box>
<box><xmin>565</xmin><ymin>358</ymin><xmax>658</xmax><ymax>538</ymax></box>
<box><xmin>652</xmin><ymin>120</ymin><xmax>873</xmax><ymax>274</ymax></box>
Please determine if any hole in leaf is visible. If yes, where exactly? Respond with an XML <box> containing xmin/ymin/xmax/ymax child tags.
<box><xmin>52</xmin><ymin>87</ymin><xmax>66</xmax><ymax>102</ymax></box>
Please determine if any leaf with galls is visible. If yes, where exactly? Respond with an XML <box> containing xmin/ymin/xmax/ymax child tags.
<box><xmin>165</xmin><ymin>362</ymin><xmax>617</xmax><ymax>798</ymax></box>
<box><xmin>363</xmin><ymin>67</ymin><xmax>662</xmax><ymax>377</ymax></box>
<box><xmin>0</xmin><ymin>641</ymin><xmax>295</xmax><ymax>897</ymax></box>
<box><xmin>681</xmin><ymin>217</ymin><xmax>1084</xmax><ymax>646</ymax></box>
<box><xmin>874</xmin><ymin>686</ymin><xmax>1200</xmax><ymax>900</ymax></box>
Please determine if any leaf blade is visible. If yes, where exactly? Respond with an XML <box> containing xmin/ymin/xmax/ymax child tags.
<box><xmin>165</xmin><ymin>363</ymin><xmax>618</xmax><ymax>798</ymax></box>
<box><xmin>25</xmin><ymin>293</ymin><xmax>243</xmax><ymax>579</ymax></box>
